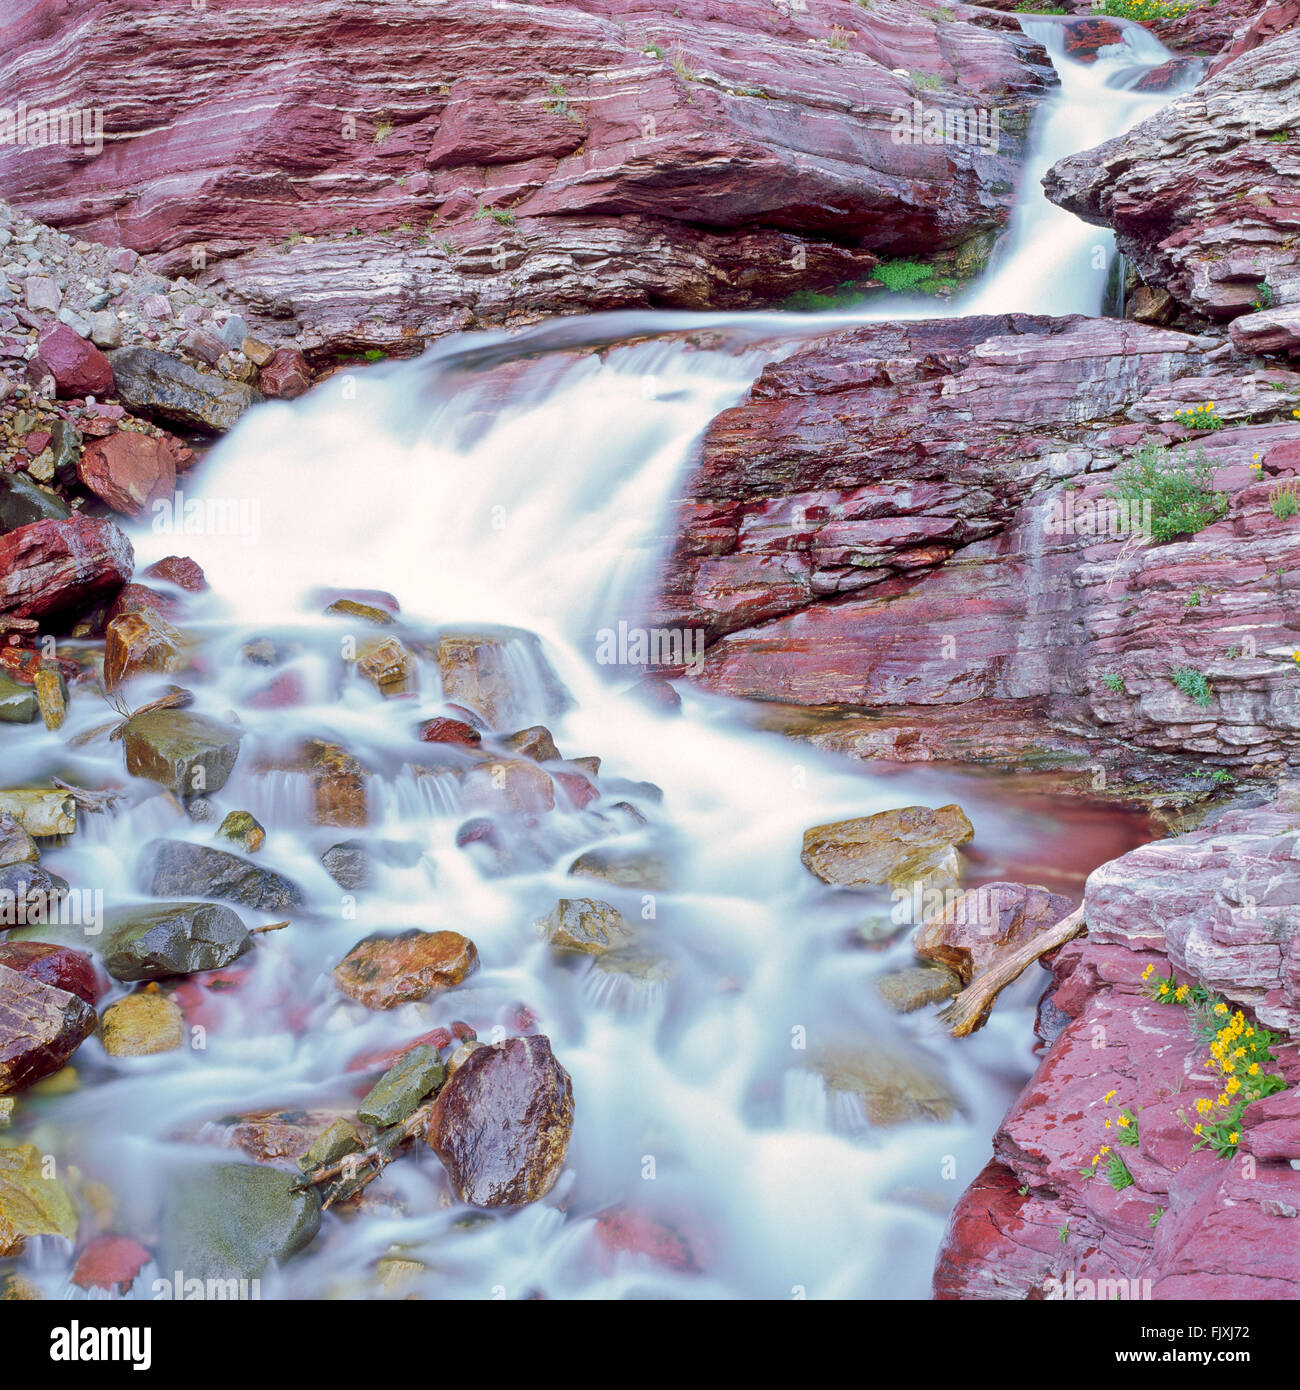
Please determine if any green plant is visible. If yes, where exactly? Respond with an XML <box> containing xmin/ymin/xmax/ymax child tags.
<box><xmin>1057</xmin><ymin>1223</ymin><xmax>1069</xmax><ymax>1246</ymax></box>
<box><xmin>1185</xmin><ymin>588</ymin><xmax>1203</xmax><ymax>608</ymax></box>
<box><xmin>1212</xmin><ymin>769</ymin><xmax>1235</xmax><ymax>785</ymax></box>
<box><xmin>1254</xmin><ymin>282</ymin><xmax>1274</xmax><ymax>309</ymax></box>
<box><xmin>643</xmin><ymin>43</ymin><xmax>664</xmax><ymax>58</ymax></box>
<box><xmin>473</xmin><ymin>205</ymin><xmax>516</xmax><ymax>227</ymax></box>
<box><xmin>1267</xmin><ymin>130</ymin><xmax>1290</xmax><ymax>142</ymax></box>
<box><xmin>1014</xmin><ymin>0</ymin><xmax>1067</xmax><ymax>9</ymax></box>
<box><xmin>671</xmin><ymin>48</ymin><xmax>696</xmax><ymax>82</ymax></box>
<box><xmin>826</xmin><ymin>26</ymin><xmax>851</xmax><ymax>49</ymax></box>
<box><xmin>873</xmin><ymin>259</ymin><xmax>936</xmax><ymax>293</ymax></box>
<box><xmin>1101</xmin><ymin>672</ymin><xmax>1126</xmax><ymax>694</ymax></box>
<box><xmin>1269</xmin><ymin>480</ymin><xmax>1300</xmax><ymax>520</ymax></box>
<box><xmin>1104</xmin><ymin>1152</ymin><xmax>1135</xmax><ymax>1190</ymax></box>
<box><xmin>373</xmin><ymin>118</ymin><xmax>394</xmax><ymax>145</ymax></box>
<box><xmin>1171</xmin><ymin>665</ymin><xmax>1212</xmax><ymax>707</ymax></box>
<box><xmin>910</xmin><ymin>70</ymin><xmax>942</xmax><ymax>91</ymax></box>
<box><xmin>1174</xmin><ymin>401</ymin><xmax>1225</xmax><ymax>432</ymax></box>
<box><xmin>543</xmin><ymin>82</ymin><xmax>578</xmax><ymax>118</ymax></box>
<box><xmin>362</xmin><ymin>349</ymin><xmax>386</xmax><ymax>361</ymax></box>
<box><xmin>1095</xmin><ymin>0</ymin><xmax>1194</xmax><ymax>19</ymax></box>
<box><xmin>1108</xmin><ymin>442</ymin><xmax>1228</xmax><ymax>544</ymax></box>
<box><xmin>1149</xmin><ymin>1207</ymin><xmax>1165</xmax><ymax>1228</ymax></box>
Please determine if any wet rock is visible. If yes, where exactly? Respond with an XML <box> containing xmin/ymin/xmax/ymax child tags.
<box><xmin>297</xmin><ymin>1118</ymin><xmax>365</xmax><ymax>1174</ymax></box>
<box><xmin>535</xmin><ymin>898</ymin><xmax>633</xmax><ymax>956</ymax></box>
<box><xmin>122</xmin><ymin>709</ymin><xmax>243</xmax><ymax>795</ymax></box>
<box><xmin>99</xmin><ymin>989</ymin><xmax>185</xmax><ymax>1056</ymax></box>
<box><xmin>158</xmin><ymin>1162</ymin><xmax>321</xmax><ymax>1281</ymax></box>
<box><xmin>358</xmin><ymin>1044</ymin><xmax>445</xmax><ymax>1127</ymax></box>
<box><xmin>0</xmin><ymin>473</ymin><xmax>69</xmax><ymax>532</ymax></box>
<box><xmin>108</xmin><ymin>347</ymin><xmax>264</xmax><ymax>433</ymax></box>
<box><xmin>35</xmin><ymin>323</ymin><xmax>113</xmax><ymax>398</ymax></box>
<box><xmin>99</xmin><ymin>901</ymin><xmax>252</xmax><ymax>981</ymax></box>
<box><xmin>425</xmin><ymin>1034</ymin><xmax>573</xmax><ymax>1208</ymax></box>
<box><xmin>105</xmin><ymin>581</ymin><xmax>179</xmax><ymax>625</ymax></box>
<box><xmin>356</xmin><ymin>636</ymin><xmax>416</xmax><ymax>696</ymax></box>
<box><xmin>417</xmin><ymin>715</ymin><xmax>481</xmax><ymax>748</ymax></box>
<box><xmin>320</xmin><ymin>840</ymin><xmax>372</xmax><ymax>891</ymax></box>
<box><xmin>0</xmin><ymin>963</ymin><xmax>97</xmax><ymax>1093</ymax></box>
<box><xmin>811</xmin><ymin>1046</ymin><xmax>960</xmax><ymax>1127</ymax></box>
<box><xmin>0</xmin><ymin>941</ymin><xmax>101</xmax><ymax>1005</ymax></box>
<box><xmin>333</xmin><ymin>928</ymin><xmax>479</xmax><ymax>1010</ymax></box>
<box><xmin>504</xmin><ymin>726</ymin><xmax>559</xmax><ymax>762</ymax></box>
<box><xmin>568</xmin><ymin>844</ymin><xmax>672</xmax><ymax>891</ymax></box>
<box><xmin>0</xmin><ymin>677</ymin><xmax>37</xmax><ymax>725</ymax></box>
<box><xmin>139</xmin><ymin>839</ymin><xmax>305</xmax><ymax>911</ymax></box>
<box><xmin>873</xmin><ymin>963</ymin><xmax>961</xmax><ymax>1014</ymax></box>
<box><xmin>324</xmin><ymin>597</ymin><xmax>394</xmax><ymax>626</ymax></box>
<box><xmin>434</xmin><ymin>627</ymin><xmax>569</xmax><ymax>730</ymax></box>
<box><xmin>0</xmin><ymin>791</ymin><xmax>75</xmax><ymax>837</ymax></box>
<box><xmin>628</xmin><ymin>676</ymin><xmax>682</xmax><ymax>715</ymax></box>
<box><xmin>33</xmin><ymin>669</ymin><xmax>65</xmax><ymax>732</ymax></box>
<box><xmin>0</xmin><ymin>516</ymin><xmax>133</xmax><ymax>622</ymax></box>
<box><xmin>217</xmin><ymin>810</ymin><xmax>265</xmax><ymax>854</ymax></box>
<box><xmin>301</xmin><ymin>740</ymin><xmax>368</xmax><ymax>827</ymax></box>
<box><xmin>143</xmin><ymin>555</ymin><xmax>207</xmax><ymax>591</ymax></box>
<box><xmin>0</xmin><ymin>863</ymin><xmax>70</xmax><ymax>922</ymax></box>
<box><xmin>77</xmin><ymin>430</ymin><xmax>178</xmax><ymax>518</ymax></box>
<box><xmin>0</xmin><ymin>1144</ymin><xmax>78</xmax><ymax>1255</ymax></box>
<box><xmin>259</xmin><ymin>347</ymin><xmax>311</xmax><ymax>399</ymax></box>
<box><xmin>70</xmin><ymin>1235</ymin><xmax>153</xmax><ymax>1293</ymax></box>
<box><xmin>216</xmin><ymin>1109</ymin><xmax>366</xmax><ymax>1166</ymax></box>
<box><xmin>801</xmin><ymin>804</ymin><xmax>974</xmax><ymax>892</ymax></box>
<box><xmin>0</xmin><ymin>815</ymin><xmax>36</xmax><ymax>870</ymax></box>
<box><xmin>589</xmin><ymin>942</ymin><xmax>674</xmax><ymax>986</ymax></box>
<box><xmin>103</xmin><ymin>610</ymin><xmax>185</xmax><ymax>691</ymax></box>
<box><xmin>461</xmin><ymin>758</ymin><xmax>554</xmax><ymax>815</ymax></box>
<box><xmin>915</xmin><ymin>881</ymin><xmax>1074</xmax><ymax>987</ymax></box>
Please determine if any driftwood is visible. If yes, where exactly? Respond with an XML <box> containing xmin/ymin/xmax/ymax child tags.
<box><xmin>107</xmin><ymin>689</ymin><xmax>194</xmax><ymax>741</ymax></box>
<box><xmin>50</xmin><ymin>779</ymin><xmax>127</xmax><ymax>814</ymax></box>
<box><xmin>938</xmin><ymin>905</ymin><xmax>1086</xmax><ymax>1037</ymax></box>
<box><xmin>294</xmin><ymin>1096</ymin><xmax>438</xmax><ymax>1210</ymax></box>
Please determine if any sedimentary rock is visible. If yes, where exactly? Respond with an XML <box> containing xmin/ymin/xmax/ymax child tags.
<box><xmin>916</xmin><ymin>881</ymin><xmax>1074</xmax><ymax>986</ymax></box>
<box><xmin>801</xmin><ymin>804</ymin><xmax>974</xmax><ymax>891</ymax></box>
<box><xmin>122</xmin><ymin>710</ymin><xmax>243</xmax><ymax>795</ymax></box>
<box><xmin>535</xmin><ymin>898</ymin><xmax>634</xmax><ymax>956</ymax></box>
<box><xmin>0</xmin><ymin>516</ymin><xmax>133</xmax><ymax>622</ymax></box>
<box><xmin>139</xmin><ymin>839</ymin><xmax>305</xmax><ymax>912</ymax></box>
<box><xmin>78</xmin><ymin>431</ymin><xmax>179</xmax><ymax>518</ymax></box>
<box><xmin>0</xmin><ymin>963</ymin><xmax>97</xmax><ymax>1093</ymax></box>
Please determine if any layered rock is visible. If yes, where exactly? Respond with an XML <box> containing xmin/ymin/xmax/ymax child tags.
<box><xmin>0</xmin><ymin>0</ymin><xmax>1056</xmax><ymax>355</ymax></box>
<box><xmin>1044</xmin><ymin>23</ymin><xmax>1300</xmax><ymax>333</ymax></box>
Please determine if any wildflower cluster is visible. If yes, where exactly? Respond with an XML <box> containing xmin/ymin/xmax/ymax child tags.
<box><xmin>1173</xmin><ymin>401</ymin><xmax>1223</xmax><ymax>432</ymax></box>
<box><xmin>1143</xmin><ymin>967</ymin><xmax>1288</xmax><ymax>1158</ymax></box>
<box><xmin>1081</xmin><ymin>1090</ymin><xmax>1138</xmax><ymax>1189</ymax></box>
<box><xmin>1095</xmin><ymin>0</ymin><xmax>1196</xmax><ymax>19</ymax></box>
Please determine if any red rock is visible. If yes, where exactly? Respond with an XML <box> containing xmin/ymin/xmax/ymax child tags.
<box><xmin>0</xmin><ymin>961</ymin><xmax>97</xmax><ymax>1093</ymax></box>
<box><xmin>143</xmin><ymin>555</ymin><xmax>207</xmax><ymax>591</ymax></box>
<box><xmin>417</xmin><ymin>716</ymin><xmax>481</xmax><ymax>747</ymax></box>
<box><xmin>0</xmin><ymin>515</ymin><xmax>133</xmax><ymax>621</ymax></box>
<box><xmin>105</xmin><ymin>581</ymin><xmax>180</xmax><ymax>624</ymax></box>
<box><xmin>35</xmin><ymin>323</ymin><xmax>113</xmax><ymax>398</ymax></box>
<box><xmin>916</xmin><ymin>881</ymin><xmax>1074</xmax><ymax>987</ymax></box>
<box><xmin>1061</xmin><ymin>18</ymin><xmax>1124</xmax><ymax>61</ymax></box>
<box><xmin>77</xmin><ymin>430</ymin><xmax>177</xmax><ymax>518</ymax></box>
<box><xmin>591</xmin><ymin>1205</ymin><xmax>697</xmax><ymax>1273</ymax></box>
<box><xmin>553</xmin><ymin>770</ymin><xmax>599</xmax><ymax>810</ymax></box>
<box><xmin>461</xmin><ymin>758</ymin><xmax>555</xmax><ymax>815</ymax></box>
<box><xmin>0</xmin><ymin>941</ymin><xmax>104</xmax><ymax>1005</ymax></box>
<box><xmin>246</xmin><ymin>670</ymin><xmax>308</xmax><ymax>710</ymax></box>
<box><xmin>425</xmin><ymin>1034</ymin><xmax>573</xmax><ymax>1207</ymax></box>
<box><xmin>259</xmin><ymin>347</ymin><xmax>311</xmax><ymax>399</ymax></box>
<box><xmin>70</xmin><ymin>1235</ymin><xmax>154</xmax><ymax>1293</ymax></box>
<box><xmin>333</xmin><ymin>928</ymin><xmax>479</xmax><ymax>1010</ymax></box>
<box><xmin>346</xmin><ymin>1027</ymin><xmax>455</xmax><ymax>1074</ymax></box>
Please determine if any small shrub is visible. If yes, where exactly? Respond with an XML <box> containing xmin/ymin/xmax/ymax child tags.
<box><xmin>1269</xmin><ymin>480</ymin><xmax>1299</xmax><ymax>520</ymax></box>
<box><xmin>671</xmin><ymin>49</ymin><xmax>696</xmax><ymax>82</ymax></box>
<box><xmin>910</xmin><ymin>70</ymin><xmax>942</xmax><ymax>90</ymax></box>
<box><xmin>1171</xmin><ymin>665</ymin><xmax>1212</xmax><ymax>707</ymax></box>
<box><xmin>1254</xmin><ymin>282</ymin><xmax>1274</xmax><ymax>309</ymax></box>
<box><xmin>1101</xmin><ymin>672</ymin><xmax>1126</xmax><ymax>693</ymax></box>
<box><xmin>826</xmin><ymin>26</ymin><xmax>851</xmax><ymax>49</ymax></box>
<box><xmin>1108</xmin><ymin>442</ymin><xmax>1227</xmax><ymax>544</ymax></box>
<box><xmin>373</xmin><ymin>118</ymin><xmax>394</xmax><ymax>145</ymax></box>
<box><xmin>1173</xmin><ymin>400</ymin><xmax>1224</xmax><ymax>432</ymax></box>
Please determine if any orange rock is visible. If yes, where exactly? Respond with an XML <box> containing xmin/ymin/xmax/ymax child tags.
<box><xmin>333</xmin><ymin>929</ymin><xmax>479</xmax><ymax>1010</ymax></box>
<box><xmin>103</xmin><ymin>610</ymin><xmax>184</xmax><ymax>692</ymax></box>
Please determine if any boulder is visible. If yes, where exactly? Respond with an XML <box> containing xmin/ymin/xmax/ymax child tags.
<box><xmin>77</xmin><ymin>430</ymin><xmax>178</xmax><ymax>518</ymax></box>
<box><xmin>333</xmin><ymin>928</ymin><xmax>478</xmax><ymax>1009</ymax></box>
<box><xmin>0</xmin><ymin>1143</ymin><xmax>78</xmax><ymax>1255</ymax></box>
<box><xmin>0</xmin><ymin>473</ymin><xmax>69</xmax><ymax>532</ymax></box>
<box><xmin>142</xmin><ymin>555</ymin><xmax>207</xmax><ymax>591</ymax></box>
<box><xmin>568</xmin><ymin>844</ymin><xmax>672</xmax><ymax>890</ymax></box>
<box><xmin>103</xmin><ymin>610</ymin><xmax>185</xmax><ymax>691</ymax></box>
<box><xmin>122</xmin><ymin>710</ymin><xmax>243</xmax><ymax>795</ymax></box>
<box><xmin>357</xmin><ymin>1044</ymin><xmax>445</xmax><ymax>1127</ymax></box>
<box><xmin>139</xmin><ymin>839</ymin><xmax>304</xmax><ymax>911</ymax></box>
<box><xmin>35</xmin><ymin>323</ymin><xmax>113</xmax><ymax>398</ymax></box>
<box><xmin>70</xmin><ymin>1235</ymin><xmax>153</xmax><ymax>1293</ymax></box>
<box><xmin>0</xmin><ymin>790</ymin><xmax>75</xmax><ymax>837</ymax></box>
<box><xmin>0</xmin><ymin>962</ymin><xmax>97</xmax><ymax>1093</ymax></box>
<box><xmin>914</xmin><ymin>881</ymin><xmax>1074</xmax><ymax>986</ymax></box>
<box><xmin>0</xmin><ymin>678</ymin><xmax>37</xmax><ymax>724</ymax></box>
<box><xmin>0</xmin><ymin>815</ymin><xmax>39</xmax><ymax>868</ymax></box>
<box><xmin>873</xmin><ymin>963</ymin><xmax>961</xmax><ymax>1013</ymax></box>
<box><xmin>434</xmin><ymin>628</ymin><xmax>569</xmax><ymax>730</ymax></box>
<box><xmin>535</xmin><ymin>898</ymin><xmax>633</xmax><ymax>956</ymax></box>
<box><xmin>0</xmin><ymin>941</ymin><xmax>101</xmax><ymax>1005</ymax></box>
<box><xmin>425</xmin><ymin>1035</ymin><xmax>573</xmax><ymax>1207</ymax></box>
<box><xmin>259</xmin><ymin>347</ymin><xmax>310</xmax><ymax>399</ymax></box>
<box><xmin>801</xmin><ymin>804</ymin><xmax>974</xmax><ymax>892</ymax></box>
<box><xmin>461</xmin><ymin>758</ymin><xmax>554</xmax><ymax>815</ymax></box>
<box><xmin>99</xmin><ymin>901</ymin><xmax>251</xmax><ymax>981</ymax></box>
<box><xmin>108</xmin><ymin>347</ymin><xmax>264</xmax><ymax>433</ymax></box>
<box><xmin>417</xmin><ymin>716</ymin><xmax>481</xmax><ymax>748</ymax></box>
<box><xmin>99</xmin><ymin>989</ymin><xmax>185</xmax><ymax>1056</ymax></box>
<box><xmin>810</xmin><ymin>1045</ymin><xmax>960</xmax><ymax>1127</ymax></box>
<box><xmin>0</xmin><ymin>516</ymin><xmax>133</xmax><ymax>621</ymax></box>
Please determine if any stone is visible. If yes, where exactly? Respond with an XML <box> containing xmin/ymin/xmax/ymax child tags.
<box><xmin>504</xmin><ymin>726</ymin><xmax>560</xmax><ymax>762</ymax></box>
<box><xmin>333</xmin><ymin>928</ymin><xmax>479</xmax><ymax>1010</ymax></box>
<box><xmin>320</xmin><ymin>840</ymin><xmax>373</xmax><ymax>891</ymax></box>
<box><xmin>810</xmin><ymin>1046</ymin><xmax>960</xmax><ymax>1126</ymax></box>
<box><xmin>122</xmin><ymin>710</ymin><xmax>243</xmax><ymax>795</ymax></box>
<box><xmin>86</xmin><ymin>311</ymin><xmax>122</xmax><ymax>349</ymax></box>
<box><xmin>35</xmin><ymin>323</ymin><xmax>113</xmax><ymax>397</ymax></box>
<box><xmin>32</xmin><ymin>669</ymin><xmax>64</xmax><ymax>731</ymax></box>
<box><xmin>417</xmin><ymin>716</ymin><xmax>481</xmax><ymax>748</ymax></box>
<box><xmin>297</xmin><ymin>1118</ymin><xmax>364</xmax><ymax>1174</ymax></box>
<box><xmin>0</xmin><ymin>963</ymin><xmax>97</xmax><ymax>1093</ymax></box>
<box><xmin>98</xmin><ymin>901</ymin><xmax>252</xmax><ymax>981</ymax></box>
<box><xmin>216</xmin><ymin>811</ymin><xmax>265</xmax><ymax>854</ymax></box>
<box><xmin>99</xmin><ymin>989</ymin><xmax>185</xmax><ymax>1056</ymax></box>
<box><xmin>142</xmin><ymin>555</ymin><xmax>207</xmax><ymax>591</ymax></box>
<box><xmin>108</xmin><ymin>347</ymin><xmax>264</xmax><ymax>433</ymax></box>
<box><xmin>77</xmin><ymin>430</ymin><xmax>178</xmax><ymax>517</ymax></box>
<box><xmin>138</xmin><ymin>839</ymin><xmax>304</xmax><ymax>911</ymax></box>
<box><xmin>0</xmin><ymin>1143</ymin><xmax>77</xmax><ymax>1255</ymax></box>
<box><xmin>425</xmin><ymin>1035</ymin><xmax>573</xmax><ymax>1207</ymax></box>
<box><xmin>914</xmin><ymin>881</ymin><xmax>1075</xmax><ymax>987</ymax></box>
<box><xmin>24</xmin><ymin>276</ymin><xmax>60</xmax><ymax>315</ymax></box>
<box><xmin>0</xmin><ymin>675</ymin><xmax>37</xmax><ymax>724</ymax></box>
<box><xmin>0</xmin><ymin>790</ymin><xmax>76</xmax><ymax>837</ymax></box>
<box><xmin>461</xmin><ymin>758</ymin><xmax>554</xmax><ymax>815</ymax></box>
<box><xmin>0</xmin><ymin>516</ymin><xmax>133</xmax><ymax>622</ymax></box>
<box><xmin>358</xmin><ymin>1044</ymin><xmax>446</xmax><ymax>1127</ymax></box>
<box><xmin>241</xmin><ymin>336</ymin><xmax>275</xmax><ymax>367</ymax></box>
<box><xmin>873</xmin><ymin>963</ymin><xmax>962</xmax><ymax>1013</ymax></box>
<box><xmin>801</xmin><ymin>804</ymin><xmax>974</xmax><ymax>892</ymax></box>
<box><xmin>568</xmin><ymin>845</ymin><xmax>672</xmax><ymax>890</ymax></box>
<box><xmin>0</xmin><ymin>941</ymin><xmax>101</xmax><ymax>1005</ymax></box>
<box><xmin>70</xmin><ymin>1235</ymin><xmax>153</xmax><ymax>1293</ymax></box>
<box><xmin>159</xmin><ymin>1162</ymin><xmax>320</xmax><ymax>1282</ymax></box>
<box><xmin>323</xmin><ymin>597</ymin><xmax>394</xmax><ymax>625</ymax></box>
<box><xmin>103</xmin><ymin>610</ymin><xmax>185</xmax><ymax>690</ymax></box>
<box><xmin>259</xmin><ymin>347</ymin><xmax>310</xmax><ymax>399</ymax></box>
<box><xmin>0</xmin><ymin>473</ymin><xmax>69</xmax><ymax>532</ymax></box>
<box><xmin>434</xmin><ymin>627</ymin><xmax>569</xmax><ymax>730</ymax></box>
<box><xmin>0</xmin><ymin>814</ymin><xmax>38</xmax><ymax>867</ymax></box>
<box><xmin>535</xmin><ymin>898</ymin><xmax>634</xmax><ymax>956</ymax></box>
<box><xmin>356</xmin><ymin>636</ymin><xmax>416</xmax><ymax>696</ymax></box>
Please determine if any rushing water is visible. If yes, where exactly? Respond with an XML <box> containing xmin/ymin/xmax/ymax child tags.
<box><xmin>8</xmin><ymin>19</ymin><xmax>1188</xmax><ymax>1299</ymax></box>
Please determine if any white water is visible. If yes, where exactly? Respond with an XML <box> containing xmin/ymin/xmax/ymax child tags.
<box><xmin>7</xmin><ymin>19</ymin><xmax>1187</xmax><ymax>1300</ymax></box>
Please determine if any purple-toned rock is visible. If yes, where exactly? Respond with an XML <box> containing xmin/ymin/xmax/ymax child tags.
<box><xmin>35</xmin><ymin>323</ymin><xmax>113</xmax><ymax>398</ymax></box>
<box><xmin>0</xmin><ymin>961</ymin><xmax>97</xmax><ymax>1093</ymax></box>
<box><xmin>0</xmin><ymin>941</ymin><xmax>104</xmax><ymax>1006</ymax></box>
<box><xmin>259</xmin><ymin>347</ymin><xmax>310</xmax><ymax>399</ymax></box>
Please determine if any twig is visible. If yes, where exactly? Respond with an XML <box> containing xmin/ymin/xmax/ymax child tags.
<box><xmin>249</xmin><ymin>921</ymin><xmax>290</xmax><ymax>936</ymax></box>
<box><xmin>50</xmin><ymin>778</ymin><xmax>127</xmax><ymax>814</ymax></box>
<box><xmin>939</xmin><ymin>906</ymin><xmax>1087</xmax><ymax>1038</ymax></box>
<box><xmin>295</xmin><ymin>1096</ymin><xmax>438</xmax><ymax>1209</ymax></box>
<box><xmin>107</xmin><ymin>689</ymin><xmax>194</xmax><ymax>741</ymax></box>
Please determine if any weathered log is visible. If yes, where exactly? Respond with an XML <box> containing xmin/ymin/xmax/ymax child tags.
<box><xmin>939</xmin><ymin>905</ymin><xmax>1086</xmax><ymax>1038</ymax></box>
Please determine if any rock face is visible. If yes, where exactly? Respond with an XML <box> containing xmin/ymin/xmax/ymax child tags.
<box><xmin>99</xmin><ymin>902</ymin><xmax>252</xmax><ymax>982</ymax></box>
<box><xmin>0</xmin><ymin>516</ymin><xmax>133</xmax><ymax>622</ymax></box>
<box><xmin>333</xmin><ymin>928</ymin><xmax>479</xmax><ymax>1009</ymax></box>
<box><xmin>936</xmin><ymin>781</ymin><xmax>1300</xmax><ymax>1300</ymax></box>
<box><xmin>801</xmin><ymin>804</ymin><xmax>974</xmax><ymax>891</ymax></box>
<box><xmin>425</xmin><ymin>1034</ymin><xmax>574</xmax><ymax>1207</ymax></box>
<box><xmin>0</xmin><ymin>0</ymin><xmax>1055</xmax><ymax>355</ymax></box>
<box><xmin>139</xmin><ymin>839</ymin><xmax>305</xmax><ymax>912</ymax></box>
<box><xmin>649</xmin><ymin>313</ymin><xmax>1300</xmax><ymax>779</ymax></box>
<box><xmin>1044</xmin><ymin>26</ymin><xmax>1300</xmax><ymax>331</ymax></box>
<box><xmin>0</xmin><ymin>962</ymin><xmax>96</xmax><ymax>1092</ymax></box>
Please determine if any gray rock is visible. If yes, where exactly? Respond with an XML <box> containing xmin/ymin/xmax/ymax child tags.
<box><xmin>159</xmin><ymin>1162</ymin><xmax>321</xmax><ymax>1282</ymax></box>
<box><xmin>100</xmin><ymin>901</ymin><xmax>251</xmax><ymax>981</ymax></box>
<box><xmin>86</xmin><ymin>310</ymin><xmax>121</xmax><ymax>349</ymax></box>
<box><xmin>139</xmin><ymin>839</ymin><xmax>304</xmax><ymax>911</ymax></box>
<box><xmin>24</xmin><ymin>277</ymin><xmax>60</xmax><ymax>314</ymax></box>
<box><xmin>0</xmin><ymin>673</ymin><xmax>38</xmax><ymax>723</ymax></box>
<box><xmin>358</xmin><ymin>1044</ymin><xmax>445</xmax><ymax>1127</ymax></box>
<box><xmin>108</xmin><ymin>346</ymin><xmax>264</xmax><ymax>433</ymax></box>
<box><xmin>535</xmin><ymin>898</ymin><xmax>634</xmax><ymax>956</ymax></box>
<box><xmin>873</xmin><ymin>963</ymin><xmax>962</xmax><ymax>1013</ymax></box>
<box><xmin>218</xmin><ymin>315</ymin><xmax>250</xmax><ymax>349</ymax></box>
<box><xmin>121</xmin><ymin>709</ymin><xmax>243</xmax><ymax>795</ymax></box>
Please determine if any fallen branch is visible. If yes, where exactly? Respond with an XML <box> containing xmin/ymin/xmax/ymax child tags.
<box><xmin>107</xmin><ymin>689</ymin><xmax>194</xmax><ymax>741</ymax></box>
<box><xmin>50</xmin><ymin>779</ymin><xmax>127</xmax><ymax>814</ymax></box>
<box><xmin>249</xmin><ymin>921</ymin><xmax>290</xmax><ymax>936</ymax></box>
<box><xmin>939</xmin><ymin>905</ymin><xmax>1086</xmax><ymax>1038</ymax></box>
<box><xmin>294</xmin><ymin>1096</ymin><xmax>438</xmax><ymax>1210</ymax></box>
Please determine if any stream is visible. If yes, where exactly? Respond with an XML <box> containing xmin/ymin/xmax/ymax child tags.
<box><xmin>7</xmin><ymin>17</ymin><xmax>1192</xmax><ymax>1300</ymax></box>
